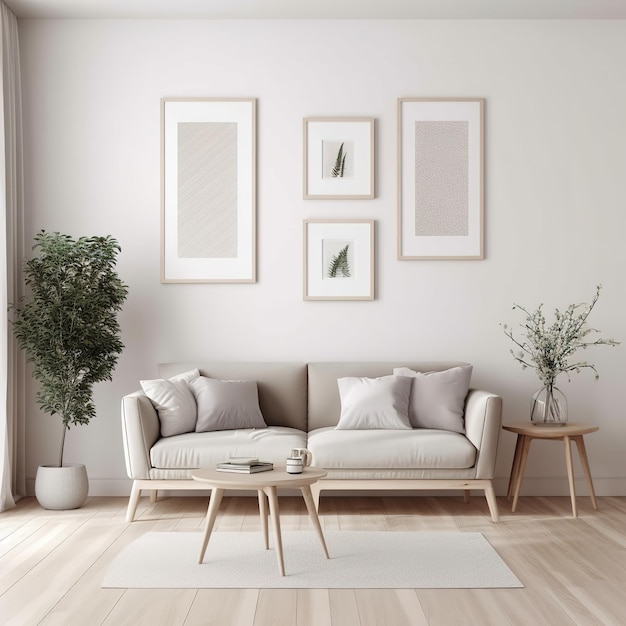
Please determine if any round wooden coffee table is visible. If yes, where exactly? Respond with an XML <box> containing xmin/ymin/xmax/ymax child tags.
<box><xmin>503</xmin><ymin>422</ymin><xmax>599</xmax><ymax>517</ymax></box>
<box><xmin>191</xmin><ymin>466</ymin><xmax>329</xmax><ymax>576</ymax></box>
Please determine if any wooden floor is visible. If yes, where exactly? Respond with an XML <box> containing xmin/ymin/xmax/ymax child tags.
<box><xmin>1</xmin><ymin>494</ymin><xmax>625</xmax><ymax>626</ymax></box>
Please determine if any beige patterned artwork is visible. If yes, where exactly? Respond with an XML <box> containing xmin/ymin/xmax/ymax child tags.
<box><xmin>177</xmin><ymin>122</ymin><xmax>238</xmax><ymax>259</ymax></box>
<box><xmin>414</xmin><ymin>120</ymin><xmax>468</xmax><ymax>237</ymax></box>
<box><xmin>398</xmin><ymin>98</ymin><xmax>483</xmax><ymax>260</ymax></box>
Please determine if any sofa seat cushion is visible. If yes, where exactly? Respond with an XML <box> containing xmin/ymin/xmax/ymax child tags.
<box><xmin>150</xmin><ymin>426</ymin><xmax>307</xmax><ymax>469</ymax></box>
<box><xmin>307</xmin><ymin>427</ymin><xmax>476</xmax><ymax>470</ymax></box>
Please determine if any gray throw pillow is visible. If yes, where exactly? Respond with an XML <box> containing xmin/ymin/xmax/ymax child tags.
<box><xmin>393</xmin><ymin>365</ymin><xmax>472</xmax><ymax>433</ymax></box>
<box><xmin>140</xmin><ymin>369</ymin><xmax>200</xmax><ymax>438</ymax></box>
<box><xmin>335</xmin><ymin>375</ymin><xmax>413</xmax><ymax>430</ymax></box>
<box><xmin>190</xmin><ymin>377</ymin><xmax>267</xmax><ymax>432</ymax></box>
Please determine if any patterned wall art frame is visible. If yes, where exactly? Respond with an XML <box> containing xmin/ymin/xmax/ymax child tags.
<box><xmin>161</xmin><ymin>97</ymin><xmax>256</xmax><ymax>283</ymax></box>
<box><xmin>303</xmin><ymin>117</ymin><xmax>375</xmax><ymax>199</ymax></box>
<box><xmin>397</xmin><ymin>98</ymin><xmax>484</xmax><ymax>260</ymax></box>
<box><xmin>303</xmin><ymin>219</ymin><xmax>375</xmax><ymax>300</ymax></box>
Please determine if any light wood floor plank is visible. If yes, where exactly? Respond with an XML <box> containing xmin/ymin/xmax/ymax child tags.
<box><xmin>416</xmin><ymin>589</ymin><xmax>512</xmax><ymax>626</ymax></box>
<box><xmin>254</xmin><ymin>589</ymin><xmax>297</xmax><ymax>626</ymax></box>
<box><xmin>328</xmin><ymin>589</ymin><xmax>361</xmax><ymax>626</ymax></box>
<box><xmin>296</xmin><ymin>589</ymin><xmax>332</xmax><ymax>626</ymax></box>
<box><xmin>184</xmin><ymin>589</ymin><xmax>259</xmax><ymax>626</ymax></box>
<box><xmin>355</xmin><ymin>589</ymin><xmax>429</xmax><ymax>626</ymax></box>
<box><xmin>493</xmin><ymin>588</ymin><xmax>578</xmax><ymax>626</ymax></box>
<box><xmin>101</xmin><ymin>589</ymin><xmax>197</xmax><ymax>626</ymax></box>
<box><xmin>566</xmin><ymin>580</ymin><xmax>626</xmax><ymax>626</ymax></box>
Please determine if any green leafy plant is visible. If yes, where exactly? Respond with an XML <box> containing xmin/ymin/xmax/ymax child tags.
<box><xmin>502</xmin><ymin>285</ymin><xmax>619</xmax><ymax>387</ymax></box>
<box><xmin>10</xmin><ymin>231</ymin><xmax>129</xmax><ymax>467</ymax></box>
<box><xmin>331</xmin><ymin>143</ymin><xmax>347</xmax><ymax>178</ymax></box>
<box><xmin>328</xmin><ymin>244</ymin><xmax>351</xmax><ymax>278</ymax></box>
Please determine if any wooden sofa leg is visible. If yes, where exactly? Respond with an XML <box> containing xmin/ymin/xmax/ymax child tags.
<box><xmin>463</xmin><ymin>489</ymin><xmax>470</xmax><ymax>504</ymax></box>
<box><xmin>126</xmin><ymin>481</ymin><xmax>142</xmax><ymax>523</ymax></box>
<box><xmin>484</xmin><ymin>483</ymin><xmax>500</xmax><ymax>522</ymax></box>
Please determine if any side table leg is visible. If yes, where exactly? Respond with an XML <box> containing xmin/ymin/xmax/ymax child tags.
<box><xmin>574</xmin><ymin>435</ymin><xmax>599</xmax><ymax>510</ymax></box>
<box><xmin>265</xmin><ymin>486</ymin><xmax>285</xmax><ymax>576</ymax></box>
<box><xmin>301</xmin><ymin>484</ymin><xmax>330</xmax><ymax>559</ymax></box>
<box><xmin>563</xmin><ymin>435</ymin><xmax>578</xmax><ymax>517</ymax></box>
<box><xmin>198</xmin><ymin>487</ymin><xmax>224</xmax><ymax>564</ymax></box>
<box><xmin>258</xmin><ymin>490</ymin><xmax>269</xmax><ymax>549</ymax></box>
<box><xmin>512</xmin><ymin>435</ymin><xmax>532</xmax><ymax>512</ymax></box>
<box><xmin>507</xmin><ymin>435</ymin><xmax>523</xmax><ymax>499</ymax></box>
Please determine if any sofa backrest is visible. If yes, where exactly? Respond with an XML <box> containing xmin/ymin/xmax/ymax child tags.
<box><xmin>155</xmin><ymin>361</ymin><xmax>472</xmax><ymax>433</ymax></box>
<box><xmin>157</xmin><ymin>362</ymin><xmax>308</xmax><ymax>431</ymax></box>
<box><xmin>307</xmin><ymin>361</ymin><xmax>471</xmax><ymax>431</ymax></box>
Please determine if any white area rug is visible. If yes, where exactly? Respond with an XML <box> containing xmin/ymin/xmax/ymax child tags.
<box><xmin>102</xmin><ymin>531</ymin><xmax>523</xmax><ymax>589</ymax></box>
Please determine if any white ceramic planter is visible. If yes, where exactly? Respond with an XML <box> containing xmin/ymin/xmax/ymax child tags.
<box><xmin>34</xmin><ymin>463</ymin><xmax>89</xmax><ymax>510</ymax></box>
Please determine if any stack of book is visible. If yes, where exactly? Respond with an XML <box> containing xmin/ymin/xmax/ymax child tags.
<box><xmin>216</xmin><ymin>457</ymin><xmax>274</xmax><ymax>473</ymax></box>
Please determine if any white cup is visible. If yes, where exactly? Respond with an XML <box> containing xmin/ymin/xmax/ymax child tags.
<box><xmin>286</xmin><ymin>457</ymin><xmax>303</xmax><ymax>474</ymax></box>
<box><xmin>290</xmin><ymin>448</ymin><xmax>312</xmax><ymax>467</ymax></box>
<box><xmin>286</xmin><ymin>448</ymin><xmax>312</xmax><ymax>474</ymax></box>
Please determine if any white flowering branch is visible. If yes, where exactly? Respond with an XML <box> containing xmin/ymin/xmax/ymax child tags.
<box><xmin>502</xmin><ymin>285</ymin><xmax>620</xmax><ymax>387</ymax></box>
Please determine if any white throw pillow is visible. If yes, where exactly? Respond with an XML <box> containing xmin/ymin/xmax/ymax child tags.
<box><xmin>190</xmin><ymin>377</ymin><xmax>267</xmax><ymax>432</ymax></box>
<box><xmin>393</xmin><ymin>366</ymin><xmax>472</xmax><ymax>433</ymax></box>
<box><xmin>335</xmin><ymin>375</ymin><xmax>413</xmax><ymax>430</ymax></box>
<box><xmin>140</xmin><ymin>369</ymin><xmax>200</xmax><ymax>438</ymax></box>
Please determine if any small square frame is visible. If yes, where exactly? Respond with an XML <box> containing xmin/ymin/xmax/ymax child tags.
<box><xmin>161</xmin><ymin>97</ymin><xmax>256</xmax><ymax>283</ymax></box>
<box><xmin>303</xmin><ymin>219</ymin><xmax>375</xmax><ymax>300</ymax></box>
<box><xmin>398</xmin><ymin>98</ymin><xmax>484</xmax><ymax>260</ymax></box>
<box><xmin>303</xmin><ymin>117</ymin><xmax>375</xmax><ymax>199</ymax></box>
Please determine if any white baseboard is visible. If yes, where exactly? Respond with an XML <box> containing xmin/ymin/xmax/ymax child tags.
<box><xmin>492</xmin><ymin>476</ymin><xmax>626</xmax><ymax>497</ymax></box>
<box><xmin>26</xmin><ymin>476</ymin><xmax>626</xmax><ymax>498</ymax></box>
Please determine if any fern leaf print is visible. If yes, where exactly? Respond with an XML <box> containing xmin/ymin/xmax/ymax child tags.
<box><xmin>331</xmin><ymin>143</ymin><xmax>347</xmax><ymax>178</ymax></box>
<box><xmin>328</xmin><ymin>244</ymin><xmax>351</xmax><ymax>278</ymax></box>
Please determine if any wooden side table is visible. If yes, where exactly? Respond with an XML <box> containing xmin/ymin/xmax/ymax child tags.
<box><xmin>503</xmin><ymin>422</ymin><xmax>599</xmax><ymax>518</ymax></box>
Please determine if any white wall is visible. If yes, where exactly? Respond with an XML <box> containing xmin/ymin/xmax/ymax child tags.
<box><xmin>17</xmin><ymin>19</ymin><xmax>626</xmax><ymax>497</ymax></box>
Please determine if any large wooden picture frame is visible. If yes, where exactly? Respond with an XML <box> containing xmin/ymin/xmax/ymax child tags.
<box><xmin>398</xmin><ymin>98</ymin><xmax>484</xmax><ymax>260</ymax></box>
<box><xmin>303</xmin><ymin>117</ymin><xmax>375</xmax><ymax>199</ymax></box>
<box><xmin>303</xmin><ymin>219</ymin><xmax>375</xmax><ymax>300</ymax></box>
<box><xmin>161</xmin><ymin>98</ymin><xmax>256</xmax><ymax>283</ymax></box>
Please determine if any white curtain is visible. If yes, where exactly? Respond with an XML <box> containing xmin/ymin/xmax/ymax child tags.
<box><xmin>0</xmin><ymin>1</ymin><xmax>24</xmax><ymax>513</ymax></box>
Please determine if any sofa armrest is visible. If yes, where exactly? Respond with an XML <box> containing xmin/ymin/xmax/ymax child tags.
<box><xmin>464</xmin><ymin>389</ymin><xmax>503</xmax><ymax>479</ymax></box>
<box><xmin>121</xmin><ymin>390</ymin><xmax>161</xmax><ymax>480</ymax></box>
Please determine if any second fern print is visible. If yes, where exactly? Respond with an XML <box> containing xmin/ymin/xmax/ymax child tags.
<box><xmin>323</xmin><ymin>239</ymin><xmax>354</xmax><ymax>279</ymax></box>
<box><xmin>303</xmin><ymin>219</ymin><xmax>374</xmax><ymax>300</ymax></box>
<box><xmin>328</xmin><ymin>243</ymin><xmax>351</xmax><ymax>278</ymax></box>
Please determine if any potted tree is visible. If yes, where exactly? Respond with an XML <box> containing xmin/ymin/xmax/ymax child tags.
<box><xmin>11</xmin><ymin>231</ymin><xmax>128</xmax><ymax>509</ymax></box>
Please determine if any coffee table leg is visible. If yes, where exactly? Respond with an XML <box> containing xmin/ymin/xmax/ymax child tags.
<box><xmin>300</xmin><ymin>485</ymin><xmax>330</xmax><ymax>559</ymax></box>
<box><xmin>198</xmin><ymin>487</ymin><xmax>224</xmax><ymax>564</ymax></box>
<box><xmin>264</xmin><ymin>485</ymin><xmax>285</xmax><ymax>576</ymax></box>
<box><xmin>258</xmin><ymin>490</ymin><xmax>269</xmax><ymax>549</ymax></box>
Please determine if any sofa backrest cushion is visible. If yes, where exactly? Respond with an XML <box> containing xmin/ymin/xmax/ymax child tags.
<box><xmin>157</xmin><ymin>362</ymin><xmax>308</xmax><ymax>431</ymax></box>
<box><xmin>393</xmin><ymin>365</ymin><xmax>472</xmax><ymax>433</ymax></box>
<box><xmin>307</xmin><ymin>362</ymin><xmax>471</xmax><ymax>431</ymax></box>
<box><xmin>190</xmin><ymin>377</ymin><xmax>268</xmax><ymax>432</ymax></box>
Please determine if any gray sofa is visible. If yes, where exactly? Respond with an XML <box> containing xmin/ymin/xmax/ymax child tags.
<box><xmin>121</xmin><ymin>361</ymin><xmax>502</xmax><ymax>522</ymax></box>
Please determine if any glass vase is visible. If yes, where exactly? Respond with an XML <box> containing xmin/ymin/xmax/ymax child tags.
<box><xmin>530</xmin><ymin>385</ymin><xmax>568</xmax><ymax>426</ymax></box>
